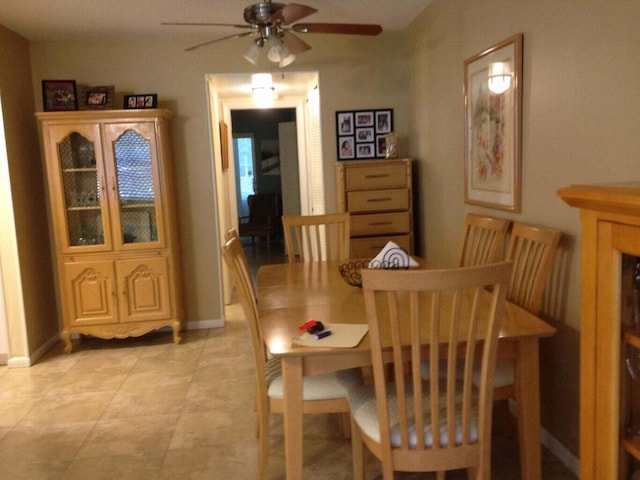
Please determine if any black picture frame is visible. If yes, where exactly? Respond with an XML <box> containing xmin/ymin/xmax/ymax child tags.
<box><xmin>336</xmin><ymin>108</ymin><xmax>393</xmax><ymax>160</ymax></box>
<box><xmin>78</xmin><ymin>85</ymin><xmax>115</xmax><ymax>110</ymax></box>
<box><xmin>124</xmin><ymin>94</ymin><xmax>158</xmax><ymax>109</ymax></box>
<box><xmin>42</xmin><ymin>80</ymin><xmax>77</xmax><ymax>111</ymax></box>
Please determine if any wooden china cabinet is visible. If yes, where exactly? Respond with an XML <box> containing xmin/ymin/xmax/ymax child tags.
<box><xmin>36</xmin><ymin>109</ymin><xmax>183</xmax><ymax>352</ymax></box>
<box><xmin>559</xmin><ymin>182</ymin><xmax>640</xmax><ymax>479</ymax></box>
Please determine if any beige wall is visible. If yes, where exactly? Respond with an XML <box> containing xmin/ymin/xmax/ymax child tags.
<box><xmin>0</xmin><ymin>25</ymin><xmax>58</xmax><ymax>360</ymax></box>
<box><xmin>408</xmin><ymin>0</ymin><xmax>640</xmax><ymax>455</ymax></box>
<box><xmin>28</xmin><ymin>32</ymin><xmax>411</xmax><ymax>327</ymax></box>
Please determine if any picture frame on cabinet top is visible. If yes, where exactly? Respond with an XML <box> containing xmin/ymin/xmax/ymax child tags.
<box><xmin>42</xmin><ymin>80</ymin><xmax>77</xmax><ymax>111</ymax></box>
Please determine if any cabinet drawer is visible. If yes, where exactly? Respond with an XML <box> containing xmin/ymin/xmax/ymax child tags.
<box><xmin>351</xmin><ymin>235</ymin><xmax>413</xmax><ymax>258</ymax></box>
<box><xmin>351</xmin><ymin>212</ymin><xmax>411</xmax><ymax>236</ymax></box>
<box><xmin>345</xmin><ymin>163</ymin><xmax>407</xmax><ymax>190</ymax></box>
<box><xmin>347</xmin><ymin>188</ymin><xmax>408</xmax><ymax>213</ymax></box>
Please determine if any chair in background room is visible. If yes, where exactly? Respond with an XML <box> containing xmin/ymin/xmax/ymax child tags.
<box><xmin>486</xmin><ymin>221</ymin><xmax>562</xmax><ymax>402</ymax></box>
<box><xmin>457</xmin><ymin>213</ymin><xmax>511</xmax><ymax>267</ymax></box>
<box><xmin>221</xmin><ymin>236</ymin><xmax>362</xmax><ymax>480</ymax></box>
<box><xmin>238</xmin><ymin>193</ymin><xmax>282</xmax><ymax>255</ymax></box>
<box><xmin>350</xmin><ymin>262</ymin><xmax>513</xmax><ymax>479</ymax></box>
<box><xmin>281</xmin><ymin>212</ymin><xmax>350</xmax><ymax>263</ymax></box>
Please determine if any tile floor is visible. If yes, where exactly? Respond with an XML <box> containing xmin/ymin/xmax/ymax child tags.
<box><xmin>0</xmin><ymin>238</ymin><xmax>578</xmax><ymax>479</ymax></box>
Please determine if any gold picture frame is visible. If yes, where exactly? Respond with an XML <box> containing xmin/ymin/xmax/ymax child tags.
<box><xmin>464</xmin><ymin>33</ymin><xmax>523</xmax><ymax>212</ymax></box>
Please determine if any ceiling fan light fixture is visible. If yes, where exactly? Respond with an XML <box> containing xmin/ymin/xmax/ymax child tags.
<box><xmin>279</xmin><ymin>52</ymin><xmax>296</xmax><ymax>68</ymax></box>
<box><xmin>265</xmin><ymin>35</ymin><xmax>291</xmax><ymax>64</ymax></box>
<box><xmin>243</xmin><ymin>40</ymin><xmax>262</xmax><ymax>65</ymax></box>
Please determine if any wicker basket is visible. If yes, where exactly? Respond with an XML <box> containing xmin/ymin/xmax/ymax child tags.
<box><xmin>338</xmin><ymin>259</ymin><xmax>370</xmax><ymax>287</ymax></box>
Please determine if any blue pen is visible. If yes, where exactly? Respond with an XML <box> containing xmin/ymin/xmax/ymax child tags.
<box><xmin>314</xmin><ymin>330</ymin><xmax>332</xmax><ymax>340</ymax></box>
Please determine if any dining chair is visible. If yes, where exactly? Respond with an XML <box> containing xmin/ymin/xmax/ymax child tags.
<box><xmin>350</xmin><ymin>261</ymin><xmax>512</xmax><ymax>480</ymax></box>
<box><xmin>238</xmin><ymin>193</ymin><xmax>282</xmax><ymax>255</ymax></box>
<box><xmin>457</xmin><ymin>213</ymin><xmax>511</xmax><ymax>267</ymax></box>
<box><xmin>221</xmin><ymin>236</ymin><xmax>362</xmax><ymax>479</ymax></box>
<box><xmin>488</xmin><ymin>221</ymin><xmax>562</xmax><ymax>402</ymax></box>
<box><xmin>281</xmin><ymin>212</ymin><xmax>350</xmax><ymax>262</ymax></box>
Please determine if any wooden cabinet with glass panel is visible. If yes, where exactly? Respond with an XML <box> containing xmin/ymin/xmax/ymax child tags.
<box><xmin>36</xmin><ymin>109</ymin><xmax>183</xmax><ymax>352</ymax></box>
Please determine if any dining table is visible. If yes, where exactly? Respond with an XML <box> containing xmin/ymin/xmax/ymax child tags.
<box><xmin>256</xmin><ymin>259</ymin><xmax>556</xmax><ymax>480</ymax></box>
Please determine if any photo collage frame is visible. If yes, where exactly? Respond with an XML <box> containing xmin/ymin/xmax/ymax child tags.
<box><xmin>336</xmin><ymin>109</ymin><xmax>393</xmax><ymax>160</ymax></box>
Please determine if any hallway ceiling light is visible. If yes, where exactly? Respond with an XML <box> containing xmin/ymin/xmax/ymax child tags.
<box><xmin>163</xmin><ymin>1</ymin><xmax>382</xmax><ymax>69</ymax></box>
<box><xmin>251</xmin><ymin>73</ymin><xmax>278</xmax><ymax>106</ymax></box>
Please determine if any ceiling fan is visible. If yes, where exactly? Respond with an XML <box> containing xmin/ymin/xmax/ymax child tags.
<box><xmin>162</xmin><ymin>1</ymin><xmax>383</xmax><ymax>67</ymax></box>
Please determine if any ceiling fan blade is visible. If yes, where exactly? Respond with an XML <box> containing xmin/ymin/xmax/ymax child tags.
<box><xmin>184</xmin><ymin>31</ymin><xmax>255</xmax><ymax>52</ymax></box>
<box><xmin>281</xmin><ymin>31</ymin><xmax>311</xmax><ymax>55</ymax></box>
<box><xmin>292</xmin><ymin>23</ymin><xmax>382</xmax><ymax>36</ymax></box>
<box><xmin>271</xmin><ymin>3</ymin><xmax>317</xmax><ymax>25</ymax></box>
<box><xmin>161</xmin><ymin>22</ymin><xmax>251</xmax><ymax>29</ymax></box>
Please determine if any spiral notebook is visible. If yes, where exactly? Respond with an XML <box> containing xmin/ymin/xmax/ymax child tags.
<box><xmin>292</xmin><ymin>323</ymin><xmax>369</xmax><ymax>349</ymax></box>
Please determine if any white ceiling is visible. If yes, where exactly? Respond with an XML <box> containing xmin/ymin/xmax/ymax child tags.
<box><xmin>1</xmin><ymin>1</ymin><xmax>432</xmax><ymax>101</ymax></box>
<box><xmin>0</xmin><ymin>1</ymin><xmax>431</xmax><ymax>42</ymax></box>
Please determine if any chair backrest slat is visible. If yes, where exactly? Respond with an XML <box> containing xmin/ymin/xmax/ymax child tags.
<box><xmin>506</xmin><ymin>222</ymin><xmax>561</xmax><ymax>314</ymax></box>
<box><xmin>458</xmin><ymin>214</ymin><xmax>511</xmax><ymax>267</ymax></box>
<box><xmin>282</xmin><ymin>213</ymin><xmax>350</xmax><ymax>262</ymax></box>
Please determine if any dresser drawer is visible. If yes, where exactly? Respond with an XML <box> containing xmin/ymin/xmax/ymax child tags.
<box><xmin>350</xmin><ymin>235</ymin><xmax>413</xmax><ymax>258</ymax></box>
<box><xmin>345</xmin><ymin>163</ymin><xmax>407</xmax><ymax>191</ymax></box>
<box><xmin>351</xmin><ymin>212</ymin><xmax>411</xmax><ymax>236</ymax></box>
<box><xmin>347</xmin><ymin>188</ymin><xmax>408</xmax><ymax>213</ymax></box>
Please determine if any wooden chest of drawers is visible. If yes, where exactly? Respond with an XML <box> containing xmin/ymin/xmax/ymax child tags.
<box><xmin>336</xmin><ymin>159</ymin><xmax>414</xmax><ymax>259</ymax></box>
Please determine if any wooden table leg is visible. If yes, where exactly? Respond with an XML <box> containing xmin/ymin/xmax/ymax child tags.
<box><xmin>282</xmin><ymin>356</ymin><xmax>304</xmax><ymax>479</ymax></box>
<box><xmin>514</xmin><ymin>338</ymin><xmax>542</xmax><ymax>480</ymax></box>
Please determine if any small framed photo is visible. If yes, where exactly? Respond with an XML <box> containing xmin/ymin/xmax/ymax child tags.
<box><xmin>78</xmin><ymin>85</ymin><xmax>115</xmax><ymax>110</ymax></box>
<box><xmin>336</xmin><ymin>109</ymin><xmax>394</xmax><ymax>160</ymax></box>
<box><xmin>355</xmin><ymin>111</ymin><xmax>374</xmax><ymax>127</ymax></box>
<box><xmin>375</xmin><ymin>110</ymin><xmax>392</xmax><ymax>134</ymax></box>
<box><xmin>338</xmin><ymin>137</ymin><xmax>355</xmax><ymax>159</ymax></box>
<box><xmin>356</xmin><ymin>127</ymin><xmax>374</xmax><ymax>143</ymax></box>
<box><xmin>337</xmin><ymin>112</ymin><xmax>354</xmax><ymax>135</ymax></box>
<box><xmin>124</xmin><ymin>94</ymin><xmax>158</xmax><ymax>109</ymax></box>
<box><xmin>42</xmin><ymin>80</ymin><xmax>77</xmax><ymax>111</ymax></box>
<box><xmin>356</xmin><ymin>143</ymin><xmax>375</xmax><ymax>159</ymax></box>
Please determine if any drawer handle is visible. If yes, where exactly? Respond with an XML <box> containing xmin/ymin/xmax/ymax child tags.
<box><xmin>364</xmin><ymin>174</ymin><xmax>390</xmax><ymax>179</ymax></box>
<box><xmin>368</xmin><ymin>221</ymin><xmax>393</xmax><ymax>226</ymax></box>
<box><xmin>367</xmin><ymin>197</ymin><xmax>392</xmax><ymax>202</ymax></box>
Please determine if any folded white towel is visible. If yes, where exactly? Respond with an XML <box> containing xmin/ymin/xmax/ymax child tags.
<box><xmin>368</xmin><ymin>241</ymin><xmax>419</xmax><ymax>269</ymax></box>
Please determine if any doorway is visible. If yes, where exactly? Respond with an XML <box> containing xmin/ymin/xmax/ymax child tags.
<box><xmin>207</xmin><ymin>72</ymin><xmax>322</xmax><ymax>301</ymax></box>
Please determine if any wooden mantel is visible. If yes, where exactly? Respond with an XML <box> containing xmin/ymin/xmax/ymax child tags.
<box><xmin>558</xmin><ymin>182</ymin><xmax>640</xmax><ymax>479</ymax></box>
<box><xmin>559</xmin><ymin>182</ymin><xmax>640</xmax><ymax>217</ymax></box>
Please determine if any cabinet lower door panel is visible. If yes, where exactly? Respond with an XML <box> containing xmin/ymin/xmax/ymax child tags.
<box><xmin>63</xmin><ymin>261</ymin><xmax>116</xmax><ymax>326</ymax></box>
<box><xmin>117</xmin><ymin>256</ymin><xmax>172</xmax><ymax>323</ymax></box>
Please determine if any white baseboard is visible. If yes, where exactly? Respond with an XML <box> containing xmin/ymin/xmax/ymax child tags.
<box><xmin>7</xmin><ymin>332</ymin><xmax>60</xmax><ymax>368</ymax></box>
<box><xmin>508</xmin><ymin>399</ymin><xmax>579</xmax><ymax>477</ymax></box>
<box><xmin>541</xmin><ymin>425</ymin><xmax>580</xmax><ymax>476</ymax></box>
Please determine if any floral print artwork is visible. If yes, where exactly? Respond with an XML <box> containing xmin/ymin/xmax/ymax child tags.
<box><xmin>470</xmin><ymin>71</ymin><xmax>511</xmax><ymax>194</ymax></box>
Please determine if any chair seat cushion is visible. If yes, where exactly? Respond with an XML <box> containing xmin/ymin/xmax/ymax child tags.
<box><xmin>348</xmin><ymin>382</ymin><xmax>478</xmax><ymax>447</ymax></box>
<box><xmin>472</xmin><ymin>359</ymin><xmax>514</xmax><ymax>388</ymax></box>
<box><xmin>266</xmin><ymin>357</ymin><xmax>362</xmax><ymax>400</ymax></box>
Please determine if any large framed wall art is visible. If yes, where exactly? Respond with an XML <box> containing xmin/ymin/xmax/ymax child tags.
<box><xmin>463</xmin><ymin>34</ymin><xmax>523</xmax><ymax>212</ymax></box>
<box><xmin>336</xmin><ymin>108</ymin><xmax>393</xmax><ymax>160</ymax></box>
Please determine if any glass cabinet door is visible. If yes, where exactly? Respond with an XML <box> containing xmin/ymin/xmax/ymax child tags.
<box><xmin>57</xmin><ymin>131</ymin><xmax>107</xmax><ymax>247</ymax></box>
<box><xmin>111</xmin><ymin>126</ymin><xmax>160</xmax><ymax>245</ymax></box>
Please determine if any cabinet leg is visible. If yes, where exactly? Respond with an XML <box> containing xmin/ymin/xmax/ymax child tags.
<box><xmin>62</xmin><ymin>330</ymin><xmax>73</xmax><ymax>353</ymax></box>
<box><xmin>172</xmin><ymin>322</ymin><xmax>182</xmax><ymax>344</ymax></box>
